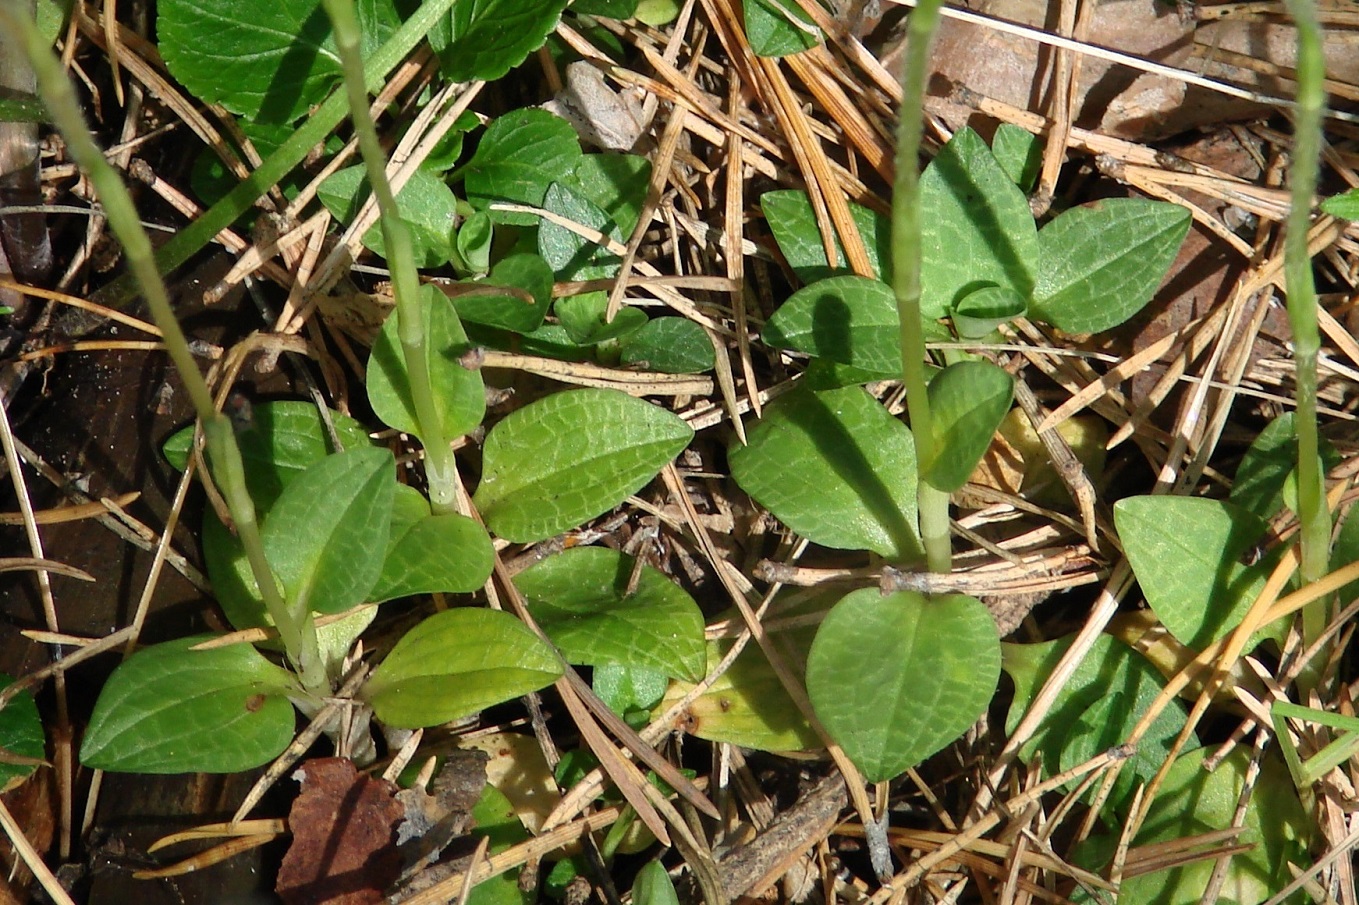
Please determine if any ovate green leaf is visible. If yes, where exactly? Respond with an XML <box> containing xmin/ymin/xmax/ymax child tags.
<box><xmin>371</xmin><ymin>484</ymin><xmax>494</xmax><ymax>602</ymax></box>
<box><xmin>0</xmin><ymin>676</ymin><xmax>44</xmax><ymax>790</ymax></box>
<box><xmin>465</xmin><ymin>109</ymin><xmax>583</xmax><ymax>225</ymax></box>
<box><xmin>1321</xmin><ymin>187</ymin><xmax>1359</xmax><ymax>221</ymax></box>
<box><xmin>921</xmin><ymin>360</ymin><xmax>1014</xmax><ymax>492</ymax></box>
<box><xmin>448</xmin><ymin>253</ymin><xmax>554</xmax><ymax>334</ymax></box>
<box><xmin>159</xmin><ymin>0</ymin><xmax>399</xmax><ymax>124</ymax></box>
<box><xmin>1115</xmin><ymin>496</ymin><xmax>1272</xmax><ymax>649</ymax></box>
<box><xmin>806</xmin><ymin>590</ymin><xmax>999</xmax><ymax>782</ymax></box>
<box><xmin>262</xmin><ymin>446</ymin><xmax>394</xmax><ymax>615</ymax></box>
<box><xmin>81</xmin><ymin>637</ymin><xmax>296</xmax><ymax>773</ymax></box>
<box><xmin>364</xmin><ymin>609</ymin><xmax>562</xmax><ymax>728</ymax></box>
<box><xmin>728</xmin><ymin>387</ymin><xmax>920</xmax><ymax>561</ymax></box>
<box><xmin>762</xmin><ymin>189</ymin><xmax>891</xmax><ymax>283</ymax></box>
<box><xmin>920</xmin><ymin>127</ymin><xmax>1039</xmax><ymax>318</ymax></box>
<box><xmin>474</xmin><ymin>389</ymin><xmax>692</xmax><ymax>543</ymax></box>
<box><xmin>516</xmin><ymin>547</ymin><xmax>705</xmax><ymax>681</ymax></box>
<box><xmin>569</xmin><ymin>153</ymin><xmax>652</xmax><ymax>236</ymax></box>
<box><xmin>951</xmin><ymin>285</ymin><xmax>1026</xmax><ymax>339</ymax></box>
<box><xmin>430</xmin><ymin>0</ymin><xmax>569</xmax><ymax>82</ymax></box>
<box><xmin>632</xmin><ymin>861</ymin><xmax>680</xmax><ymax>905</ymax></box>
<box><xmin>1032</xmin><ymin>198</ymin><xmax>1190</xmax><ymax>334</ymax></box>
<box><xmin>990</xmin><ymin>123</ymin><xmax>1041</xmax><ymax>192</ymax></box>
<box><xmin>538</xmin><ymin>182</ymin><xmax>623</xmax><ymax>280</ymax></box>
<box><xmin>619</xmin><ymin>317</ymin><xmax>715</xmax><ymax>374</ymax></box>
<box><xmin>762</xmin><ymin>275</ymin><xmax>899</xmax><ymax>375</ymax></box>
<box><xmin>744</xmin><ymin>0</ymin><xmax>821</xmax><ymax>57</ymax></box>
<box><xmin>318</xmin><ymin>165</ymin><xmax>458</xmax><ymax>268</ymax></box>
<box><xmin>367</xmin><ymin>284</ymin><xmax>485</xmax><ymax>441</ymax></box>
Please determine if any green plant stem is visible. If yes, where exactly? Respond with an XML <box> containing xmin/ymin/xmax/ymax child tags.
<box><xmin>890</xmin><ymin>0</ymin><xmax>949</xmax><ymax>575</ymax></box>
<box><xmin>7</xmin><ymin>5</ymin><xmax>326</xmax><ymax>689</ymax></box>
<box><xmin>1282</xmin><ymin>0</ymin><xmax>1329</xmax><ymax>606</ymax></box>
<box><xmin>94</xmin><ymin>0</ymin><xmax>458</xmax><ymax>307</ymax></box>
<box><xmin>322</xmin><ymin>0</ymin><xmax>458</xmax><ymax>514</ymax></box>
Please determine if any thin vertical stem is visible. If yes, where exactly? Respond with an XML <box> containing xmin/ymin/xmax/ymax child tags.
<box><xmin>891</xmin><ymin>0</ymin><xmax>949</xmax><ymax>574</ymax></box>
<box><xmin>1281</xmin><ymin>0</ymin><xmax>1329</xmax><ymax>593</ymax></box>
<box><xmin>322</xmin><ymin>0</ymin><xmax>459</xmax><ymax>514</ymax></box>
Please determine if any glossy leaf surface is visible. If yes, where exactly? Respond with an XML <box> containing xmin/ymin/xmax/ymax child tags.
<box><xmin>367</xmin><ymin>284</ymin><xmax>485</xmax><ymax>442</ymax></box>
<box><xmin>364</xmin><ymin>609</ymin><xmax>562</xmax><ymax>728</ymax></box>
<box><xmin>728</xmin><ymin>387</ymin><xmax>920</xmax><ymax>561</ymax></box>
<box><xmin>474</xmin><ymin>389</ymin><xmax>692</xmax><ymax>542</ymax></box>
<box><xmin>81</xmin><ymin>637</ymin><xmax>296</xmax><ymax>773</ymax></box>
<box><xmin>516</xmin><ymin>547</ymin><xmax>705</xmax><ymax>681</ymax></box>
<box><xmin>806</xmin><ymin>589</ymin><xmax>999</xmax><ymax>782</ymax></box>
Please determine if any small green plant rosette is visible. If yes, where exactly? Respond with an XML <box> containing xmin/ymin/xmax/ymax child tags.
<box><xmin>81</xmin><ymin>636</ymin><xmax>298</xmax><ymax>774</ymax></box>
<box><xmin>515</xmin><ymin>546</ymin><xmax>706</xmax><ymax>681</ymax></box>
<box><xmin>728</xmin><ymin>385</ymin><xmax>921</xmax><ymax>561</ymax></box>
<box><xmin>472</xmin><ymin>388</ymin><xmax>693</xmax><ymax>543</ymax></box>
<box><xmin>806</xmin><ymin>589</ymin><xmax>1000</xmax><ymax>782</ymax></box>
<box><xmin>363</xmin><ymin>608</ymin><xmax>563</xmax><ymax>728</ymax></box>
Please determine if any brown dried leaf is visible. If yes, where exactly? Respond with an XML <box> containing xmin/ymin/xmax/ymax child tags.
<box><xmin>276</xmin><ymin>757</ymin><xmax>404</xmax><ymax>905</ymax></box>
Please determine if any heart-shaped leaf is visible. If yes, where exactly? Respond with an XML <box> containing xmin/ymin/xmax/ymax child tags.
<box><xmin>367</xmin><ymin>284</ymin><xmax>485</xmax><ymax>442</ymax></box>
<box><xmin>920</xmin><ymin>127</ymin><xmax>1039</xmax><ymax>319</ymax></box>
<box><xmin>473</xmin><ymin>388</ymin><xmax>693</xmax><ymax>543</ymax></box>
<box><xmin>370</xmin><ymin>484</ymin><xmax>494</xmax><ymax>602</ymax></box>
<box><xmin>262</xmin><ymin>446</ymin><xmax>394</xmax><ymax>616</ymax></box>
<box><xmin>1115</xmin><ymin>496</ymin><xmax>1272</xmax><ymax>649</ymax></box>
<box><xmin>728</xmin><ymin>386</ymin><xmax>920</xmax><ymax>561</ymax></box>
<box><xmin>921</xmin><ymin>360</ymin><xmax>1014</xmax><ymax>492</ymax></box>
<box><xmin>806</xmin><ymin>589</ymin><xmax>1000</xmax><ymax>782</ymax></box>
<box><xmin>762</xmin><ymin>275</ymin><xmax>900</xmax><ymax>375</ymax></box>
<box><xmin>1032</xmin><ymin>198</ymin><xmax>1190</xmax><ymax>334</ymax></box>
<box><xmin>516</xmin><ymin>546</ymin><xmax>705</xmax><ymax>681</ymax></box>
<box><xmin>81</xmin><ymin>637</ymin><xmax>296</xmax><ymax>773</ymax></box>
<box><xmin>363</xmin><ymin>609</ymin><xmax>563</xmax><ymax>728</ymax></box>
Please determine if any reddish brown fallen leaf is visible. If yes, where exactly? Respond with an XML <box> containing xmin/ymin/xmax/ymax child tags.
<box><xmin>276</xmin><ymin>757</ymin><xmax>404</xmax><ymax>905</ymax></box>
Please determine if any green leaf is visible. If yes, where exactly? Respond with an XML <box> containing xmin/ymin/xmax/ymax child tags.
<box><xmin>990</xmin><ymin>123</ymin><xmax>1040</xmax><ymax>192</ymax></box>
<box><xmin>593</xmin><ymin>663</ymin><xmax>668</xmax><ymax>718</ymax></box>
<box><xmin>951</xmin><ymin>285</ymin><xmax>1026</xmax><ymax>339</ymax></box>
<box><xmin>0</xmin><ymin>676</ymin><xmax>44</xmax><ymax>790</ymax></box>
<box><xmin>744</xmin><ymin>0</ymin><xmax>821</xmax><ymax>57</ymax></box>
<box><xmin>1114</xmin><ymin>496</ymin><xmax>1272</xmax><ymax>649</ymax></box>
<box><xmin>555</xmin><ymin>292</ymin><xmax>647</xmax><ymax>345</ymax></box>
<box><xmin>1002</xmin><ymin>633</ymin><xmax>1189</xmax><ymax>817</ymax></box>
<box><xmin>262</xmin><ymin>447</ymin><xmax>394</xmax><ymax>615</ymax></box>
<box><xmin>158</xmin><ymin>0</ymin><xmax>400</xmax><ymax>124</ymax></box>
<box><xmin>371</xmin><ymin>485</ymin><xmax>494</xmax><ymax>602</ymax></box>
<box><xmin>1032</xmin><ymin>198</ymin><xmax>1190</xmax><ymax>334</ymax></box>
<box><xmin>1075</xmin><ymin>748</ymin><xmax>1311</xmax><ymax>904</ymax></box>
<box><xmin>429</xmin><ymin>0</ymin><xmax>569</xmax><ymax>82</ymax></box>
<box><xmin>920</xmin><ymin>127</ymin><xmax>1039</xmax><ymax>318</ymax></box>
<box><xmin>762</xmin><ymin>189</ymin><xmax>891</xmax><ymax>283</ymax></box>
<box><xmin>455</xmin><ymin>210</ymin><xmax>495</xmax><ymax>275</ymax></box>
<box><xmin>572</xmin><ymin>0</ymin><xmax>639</xmax><ymax>17</ymax></box>
<box><xmin>632</xmin><ymin>861</ymin><xmax>680</xmax><ymax>905</ymax></box>
<box><xmin>449</xmin><ymin>253</ymin><xmax>554</xmax><ymax>333</ymax></box>
<box><xmin>763</xmin><ymin>275</ymin><xmax>900</xmax><ymax>374</ymax></box>
<box><xmin>921</xmin><ymin>360</ymin><xmax>1014</xmax><ymax>492</ymax></box>
<box><xmin>569</xmin><ymin>153</ymin><xmax>652</xmax><ymax>236</ymax></box>
<box><xmin>1230</xmin><ymin>412</ymin><xmax>1339</xmax><ymax>520</ymax></box>
<box><xmin>728</xmin><ymin>386</ymin><xmax>921</xmax><ymax>561</ymax></box>
<box><xmin>538</xmin><ymin>182</ymin><xmax>623</xmax><ymax>280</ymax></box>
<box><xmin>318</xmin><ymin>165</ymin><xmax>458</xmax><ymax>268</ymax></box>
<box><xmin>465</xmin><ymin>109</ymin><xmax>583</xmax><ymax>226</ymax></box>
<box><xmin>619</xmin><ymin>317</ymin><xmax>715</xmax><ymax>374</ymax></box>
<box><xmin>806</xmin><ymin>589</ymin><xmax>1000</xmax><ymax>782</ymax></box>
<box><xmin>367</xmin><ymin>284</ymin><xmax>485</xmax><ymax>441</ymax></box>
<box><xmin>81</xmin><ymin>637</ymin><xmax>296</xmax><ymax>773</ymax></box>
<box><xmin>363</xmin><ymin>609</ymin><xmax>563</xmax><ymax>728</ymax></box>
<box><xmin>474</xmin><ymin>388</ymin><xmax>693</xmax><ymax>542</ymax></box>
<box><xmin>516</xmin><ymin>547</ymin><xmax>705</xmax><ymax>681</ymax></box>
<box><xmin>165</xmin><ymin>400</ymin><xmax>373</xmax><ymax>504</ymax></box>
<box><xmin>1321</xmin><ymin>187</ymin><xmax>1359</xmax><ymax>221</ymax></box>
<box><xmin>1332</xmin><ymin>507</ymin><xmax>1359</xmax><ymax>608</ymax></box>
